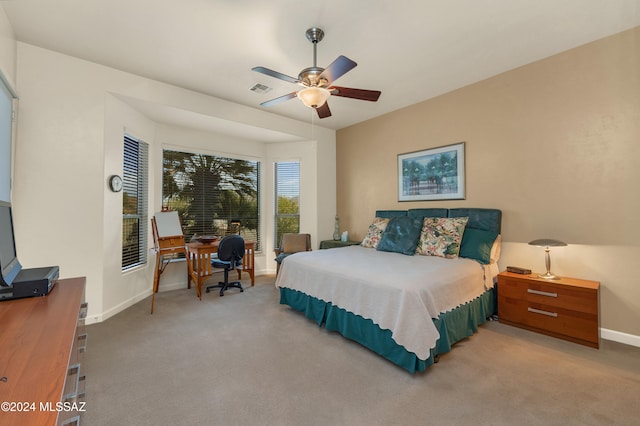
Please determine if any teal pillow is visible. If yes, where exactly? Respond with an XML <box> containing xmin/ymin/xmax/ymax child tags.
<box><xmin>376</xmin><ymin>216</ymin><xmax>423</xmax><ymax>256</ymax></box>
<box><xmin>459</xmin><ymin>228</ymin><xmax>499</xmax><ymax>264</ymax></box>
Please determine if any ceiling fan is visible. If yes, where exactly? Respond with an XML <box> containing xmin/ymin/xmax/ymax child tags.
<box><xmin>252</xmin><ymin>27</ymin><xmax>381</xmax><ymax>119</ymax></box>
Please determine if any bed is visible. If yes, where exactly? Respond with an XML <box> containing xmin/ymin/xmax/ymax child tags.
<box><xmin>275</xmin><ymin>208</ymin><xmax>502</xmax><ymax>373</ymax></box>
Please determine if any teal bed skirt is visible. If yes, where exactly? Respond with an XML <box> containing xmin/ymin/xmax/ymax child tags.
<box><xmin>279</xmin><ymin>287</ymin><xmax>496</xmax><ymax>374</ymax></box>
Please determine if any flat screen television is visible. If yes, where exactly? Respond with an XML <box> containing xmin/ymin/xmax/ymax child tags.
<box><xmin>0</xmin><ymin>200</ymin><xmax>22</xmax><ymax>286</ymax></box>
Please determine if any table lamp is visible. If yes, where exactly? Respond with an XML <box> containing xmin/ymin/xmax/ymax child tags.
<box><xmin>528</xmin><ymin>238</ymin><xmax>567</xmax><ymax>280</ymax></box>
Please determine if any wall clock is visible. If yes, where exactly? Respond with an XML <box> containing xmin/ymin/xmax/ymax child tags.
<box><xmin>109</xmin><ymin>175</ymin><xmax>123</xmax><ymax>192</ymax></box>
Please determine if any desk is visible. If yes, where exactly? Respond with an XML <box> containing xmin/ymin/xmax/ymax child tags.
<box><xmin>186</xmin><ymin>240</ymin><xmax>255</xmax><ymax>299</ymax></box>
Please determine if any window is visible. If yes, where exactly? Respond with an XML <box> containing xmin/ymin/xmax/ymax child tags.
<box><xmin>122</xmin><ymin>135</ymin><xmax>149</xmax><ymax>270</ymax></box>
<box><xmin>0</xmin><ymin>75</ymin><xmax>15</xmax><ymax>203</ymax></box>
<box><xmin>162</xmin><ymin>149</ymin><xmax>261</xmax><ymax>250</ymax></box>
<box><xmin>274</xmin><ymin>161</ymin><xmax>300</xmax><ymax>246</ymax></box>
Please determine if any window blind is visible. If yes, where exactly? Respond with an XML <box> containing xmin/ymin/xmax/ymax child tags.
<box><xmin>162</xmin><ymin>149</ymin><xmax>261</xmax><ymax>250</ymax></box>
<box><xmin>0</xmin><ymin>74</ymin><xmax>15</xmax><ymax>203</ymax></box>
<box><xmin>274</xmin><ymin>161</ymin><xmax>300</xmax><ymax>246</ymax></box>
<box><xmin>122</xmin><ymin>135</ymin><xmax>148</xmax><ymax>270</ymax></box>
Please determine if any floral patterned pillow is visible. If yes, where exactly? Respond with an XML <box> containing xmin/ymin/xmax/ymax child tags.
<box><xmin>361</xmin><ymin>217</ymin><xmax>390</xmax><ymax>249</ymax></box>
<box><xmin>416</xmin><ymin>217</ymin><xmax>469</xmax><ymax>258</ymax></box>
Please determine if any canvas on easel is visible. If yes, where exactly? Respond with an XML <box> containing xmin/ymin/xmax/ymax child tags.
<box><xmin>150</xmin><ymin>210</ymin><xmax>187</xmax><ymax>313</ymax></box>
<box><xmin>153</xmin><ymin>210</ymin><xmax>184</xmax><ymax>248</ymax></box>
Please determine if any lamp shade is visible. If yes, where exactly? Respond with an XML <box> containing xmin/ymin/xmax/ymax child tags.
<box><xmin>297</xmin><ymin>87</ymin><xmax>330</xmax><ymax>108</ymax></box>
<box><xmin>528</xmin><ymin>239</ymin><xmax>567</xmax><ymax>247</ymax></box>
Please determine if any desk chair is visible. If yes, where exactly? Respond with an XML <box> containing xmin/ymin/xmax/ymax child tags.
<box><xmin>206</xmin><ymin>234</ymin><xmax>245</xmax><ymax>296</ymax></box>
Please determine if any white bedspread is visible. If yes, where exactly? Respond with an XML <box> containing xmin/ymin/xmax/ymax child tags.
<box><xmin>274</xmin><ymin>245</ymin><xmax>493</xmax><ymax>360</ymax></box>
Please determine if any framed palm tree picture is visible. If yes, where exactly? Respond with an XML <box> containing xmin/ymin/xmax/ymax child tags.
<box><xmin>398</xmin><ymin>142</ymin><xmax>465</xmax><ymax>201</ymax></box>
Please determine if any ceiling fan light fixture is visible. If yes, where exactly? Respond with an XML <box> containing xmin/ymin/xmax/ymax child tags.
<box><xmin>297</xmin><ymin>87</ymin><xmax>330</xmax><ymax>109</ymax></box>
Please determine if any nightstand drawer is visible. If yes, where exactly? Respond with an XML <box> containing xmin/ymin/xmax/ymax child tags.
<box><xmin>499</xmin><ymin>296</ymin><xmax>599</xmax><ymax>344</ymax></box>
<box><xmin>499</xmin><ymin>277</ymin><xmax>597</xmax><ymax>315</ymax></box>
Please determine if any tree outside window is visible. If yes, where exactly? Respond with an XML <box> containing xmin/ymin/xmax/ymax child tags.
<box><xmin>274</xmin><ymin>162</ymin><xmax>300</xmax><ymax>246</ymax></box>
<box><xmin>162</xmin><ymin>149</ymin><xmax>260</xmax><ymax>249</ymax></box>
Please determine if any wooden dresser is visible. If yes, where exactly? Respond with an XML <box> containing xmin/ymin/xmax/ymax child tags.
<box><xmin>0</xmin><ymin>277</ymin><xmax>87</xmax><ymax>425</ymax></box>
<box><xmin>497</xmin><ymin>271</ymin><xmax>600</xmax><ymax>348</ymax></box>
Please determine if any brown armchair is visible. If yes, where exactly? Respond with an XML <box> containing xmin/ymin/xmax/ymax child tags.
<box><xmin>274</xmin><ymin>233</ymin><xmax>312</xmax><ymax>275</ymax></box>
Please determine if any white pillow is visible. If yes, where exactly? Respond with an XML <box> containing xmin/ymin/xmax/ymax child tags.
<box><xmin>490</xmin><ymin>234</ymin><xmax>502</xmax><ymax>264</ymax></box>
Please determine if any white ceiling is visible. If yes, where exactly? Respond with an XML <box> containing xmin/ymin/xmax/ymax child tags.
<box><xmin>3</xmin><ymin>0</ymin><xmax>640</xmax><ymax>133</ymax></box>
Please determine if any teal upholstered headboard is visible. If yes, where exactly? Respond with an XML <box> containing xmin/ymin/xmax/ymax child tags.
<box><xmin>375</xmin><ymin>208</ymin><xmax>502</xmax><ymax>234</ymax></box>
<box><xmin>407</xmin><ymin>208</ymin><xmax>448</xmax><ymax>220</ymax></box>
<box><xmin>448</xmin><ymin>208</ymin><xmax>501</xmax><ymax>234</ymax></box>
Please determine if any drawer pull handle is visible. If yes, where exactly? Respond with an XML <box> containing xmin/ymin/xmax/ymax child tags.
<box><xmin>64</xmin><ymin>363</ymin><xmax>82</xmax><ymax>400</ymax></box>
<box><xmin>79</xmin><ymin>302</ymin><xmax>88</xmax><ymax>319</ymax></box>
<box><xmin>528</xmin><ymin>307</ymin><xmax>558</xmax><ymax>318</ymax></box>
<box><xmin>528</xmin><ymin>289</ymin><xmax>557</xmax><ymax>298</ymax></box>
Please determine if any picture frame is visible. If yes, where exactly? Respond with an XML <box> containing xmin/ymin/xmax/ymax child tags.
<box><xmin>398</xmin><ymin>142</ymin><xmax>465</xmax><ymax>201</ymax></box>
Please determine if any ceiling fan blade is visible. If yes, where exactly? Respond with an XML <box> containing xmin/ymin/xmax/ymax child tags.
<box><xmin>318</xmin><ymin>55</ymin><xmax>357</xmax><ymax>85</ymax></box>
<box><xmin>252</xmin><ymin>66</ymin><xmax>300</xmax><ymax>84</ymax></box>
<box><xmin>316</xmin><ymin>101</ymin><xmax>332</xmax><ymax>119</ymax></box>
<box><xmin>330</xmin><ymin>86</ymin><xmax>381</xmax><ymax>102</ymax></box>
<box><xmin>260</xmin><ymin>92</ymin><xmax>298</xmax><ymax>107</ymax></box>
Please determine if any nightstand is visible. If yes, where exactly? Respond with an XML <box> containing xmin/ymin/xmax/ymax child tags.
<box><xmin>497</xmin><ymin>271</ymin><xmax>600</xmax><ymax>348</ymax></box>
<box><xmin>319</xmin><ymin>240</ymin><xmax>361</xmax><ymax>249</ymax></box>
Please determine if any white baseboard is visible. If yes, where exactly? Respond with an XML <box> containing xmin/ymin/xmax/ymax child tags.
<box><xmin>85</xmin><ymin>289</ymin><xmax>151</xmax><ymax>325</ymax></box>
<box><xmin>601</xmin><ymin>328</ymin><xmax>640</xmax><ymax>348</ymax></box>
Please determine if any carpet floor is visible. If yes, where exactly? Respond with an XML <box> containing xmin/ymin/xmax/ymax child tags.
<box><xmin>83</xmin><ymin>275</ymin><xmax>640</xmax><ymax>425</ymax></box>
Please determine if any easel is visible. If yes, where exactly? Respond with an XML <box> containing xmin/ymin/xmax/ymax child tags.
<box><xmin>150</xmin><ymin>210</ymin><xmax>187</xmax><ymax>314</ymax></box>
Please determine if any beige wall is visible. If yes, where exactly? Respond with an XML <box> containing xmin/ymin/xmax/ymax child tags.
<box><xmin>337</xmin><ymin>27</ymin><xmax>640</xmax><ymax>340</ymax></box>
